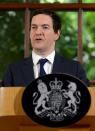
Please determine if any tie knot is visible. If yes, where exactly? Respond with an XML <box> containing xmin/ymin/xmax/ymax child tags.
<box><xmin>39</xmin><ymin>58</ymin><xmax>48</xmax><ymax>66</ymax></box>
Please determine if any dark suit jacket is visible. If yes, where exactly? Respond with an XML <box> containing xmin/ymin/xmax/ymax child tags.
<box><xmin>2</xmin><ymin>53</ymin><xmax>89</xmax><ymax>87</ymax></box>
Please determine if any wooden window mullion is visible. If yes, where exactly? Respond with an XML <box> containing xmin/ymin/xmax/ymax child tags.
<box><xmin>77</xmin><ymin>0</ymin><xmax>83</xmax><ymax>64</ymax></box>
<box><xmin>24</xmin><ymin>8</ymin><xmax>30</xmax><ymax>58</ymax></box>
<box><xmin>78</xmin><ymin>9</ymin><xmax>83</xmax><ymax>64</ymax></box>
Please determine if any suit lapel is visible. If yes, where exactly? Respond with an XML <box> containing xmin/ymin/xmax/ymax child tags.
<box><xmin>22</xmin><ymin>56</ymin><xmax>35</xmax><ymax>83</ymax></box>
<box><xmin>52</xmin><ymin>53</ymin><xmax>65</xmax><ymax>73</ymax></box>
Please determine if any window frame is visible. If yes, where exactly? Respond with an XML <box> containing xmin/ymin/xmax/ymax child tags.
<box><xmin>0</xmin><ymin>2</ymin><xmax>95</xmax><ymax>85</ymax></box>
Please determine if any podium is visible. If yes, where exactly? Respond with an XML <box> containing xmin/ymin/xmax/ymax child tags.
<box><xmin>0</xmin><ymin>87</ymin><xmax>95</xmax><ymax>131</ymax></box>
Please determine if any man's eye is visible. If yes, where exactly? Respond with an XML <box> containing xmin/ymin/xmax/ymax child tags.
<box><xmin>43</xmin><ymin>26</ymin><xmax>49</xmax><ymax>29</ymax></box>
<box><xmin>31</xmin><ymin>26</ymin><xmax>37</xmax><ymax>29</ymax></box>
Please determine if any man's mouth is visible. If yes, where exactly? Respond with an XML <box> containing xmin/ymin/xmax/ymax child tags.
<box><xmin>36</xmin><ymin>38</ymin><xmax>42</xmax><ymax>40</ymax></box>
<box><xmin>35</xmin><ymin>38</ymin><xmax>43</xmax><ymax>41</ymax></box>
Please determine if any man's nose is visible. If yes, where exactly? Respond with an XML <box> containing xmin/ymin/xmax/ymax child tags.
<box><xmin>36</xmin><ymin>27</ymin><xmax>43</xmax><ymax>34</ymax></box>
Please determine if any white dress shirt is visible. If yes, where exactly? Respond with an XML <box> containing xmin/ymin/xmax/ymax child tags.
<box><xmin>32</xmin><ymin>51</ymin><xmax>55</xmax><ymax>78</ymax></box>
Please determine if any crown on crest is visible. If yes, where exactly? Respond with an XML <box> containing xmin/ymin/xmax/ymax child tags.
<box><xmin>49</xmin><ymin>78</ymin><xmax>63</xmax><ymax>90</ymax></box>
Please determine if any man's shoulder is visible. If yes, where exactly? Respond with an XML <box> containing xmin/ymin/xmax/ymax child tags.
<box><xmin>8</xmin><ymin>56</ymin><xmax>32</xmax><ymax>69</ymax></box>
<box><xmin>55</xmin><ymin>53</ymin><xmax>80</xmax><ymax>65</ymax></box>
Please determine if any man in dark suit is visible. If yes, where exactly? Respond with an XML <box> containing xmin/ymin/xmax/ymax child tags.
<box><xmin>2</xmin><ymin>9</ymin><xmax>89</xmax><ymax>87</ymax></box>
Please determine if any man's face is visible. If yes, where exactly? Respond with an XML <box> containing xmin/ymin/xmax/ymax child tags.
<box><xmin>30</xmin><ymin>14</ymin><xmax>60</xmax><ymax>55</ymax></box>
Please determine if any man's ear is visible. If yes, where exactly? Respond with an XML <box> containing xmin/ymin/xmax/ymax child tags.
<box><xmin>55</xmin><ymin>30</ymin><xmax>61</xmax><ymax>41</ymax></box>
<box><xmin>29</xmin><ymin>29</ymin><xmax>31</xmax><ymax>40</ymax></box>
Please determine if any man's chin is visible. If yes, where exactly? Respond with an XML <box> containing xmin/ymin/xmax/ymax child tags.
<box><xmin>34</xmin><ymin>48</ymin><xmax>45</xmax><ymax>52</ymax></box>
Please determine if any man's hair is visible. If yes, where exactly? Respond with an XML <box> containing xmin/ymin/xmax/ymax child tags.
<box><xmin>31</xmin><ymin>9</ymin><xmax>61</xmax><ymax>33</ymax></box>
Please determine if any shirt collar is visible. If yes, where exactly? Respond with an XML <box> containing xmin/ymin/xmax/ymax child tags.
<box><xmin>32</xmin><ymin>50</ymin><xmax>55</xmax><ymax>65</ymax></box>
<box><xmin>46</xmin><ymin>51</ymin><xmax>55</xmax><ymax>64</ymax></box>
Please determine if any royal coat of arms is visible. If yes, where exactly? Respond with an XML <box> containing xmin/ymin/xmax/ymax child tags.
<box><xmin>33</xmin><ymin>78</ymin><xmax>81</xmax><ymax>121</ymax></box>
<box><xmin>22</xmin><ymin>74</ymin><xmax>91</xmax><ymax>127</ymax></box>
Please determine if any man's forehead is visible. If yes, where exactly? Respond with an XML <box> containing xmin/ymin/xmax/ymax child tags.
<box><xmin>31</xmin><ymin>14</ymin><xmax>53</xmax><ymax>24</ymax></box>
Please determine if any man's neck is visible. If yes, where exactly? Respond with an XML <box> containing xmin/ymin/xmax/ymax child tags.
<box><xmin>33</xmin><ymin>49</ymin><xmax>55</xmax><ymax>58</ymax></box>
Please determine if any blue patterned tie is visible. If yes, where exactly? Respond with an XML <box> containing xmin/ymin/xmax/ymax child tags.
<box><xmin>39</xmin><ymin>58</ymin><xmax>48</xmax><ymax>76</ymax></box>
